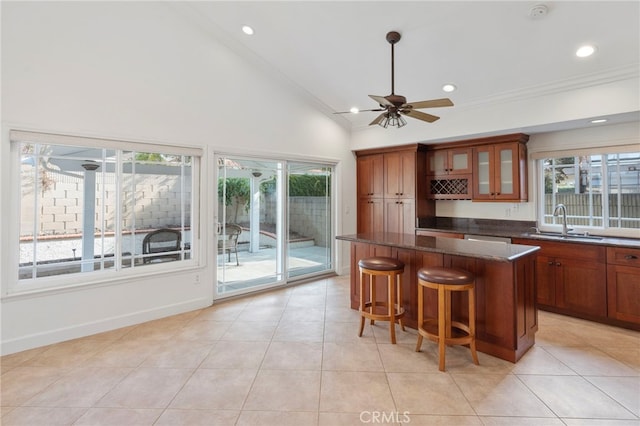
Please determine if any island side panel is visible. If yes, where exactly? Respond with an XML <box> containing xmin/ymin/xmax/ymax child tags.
<box><xmin>446</xmin><ymin>253</ymin><xmax>537</xmax><ymax>363</ymax></box>
<box><xmin>516</xmin><ymin>253</ymin><xmax>538</xmax><ymax>360</ymax></box>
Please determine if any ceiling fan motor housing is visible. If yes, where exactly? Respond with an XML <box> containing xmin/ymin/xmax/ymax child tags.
<box><xmin>386</xmin><ymin>31</ymin><xmax>401</xmax><ymax>44</ymax></box>
<box><xmin>386</xmin><ymin>94</ymin><xmax>407</xmax><ymax>107</ymax></box>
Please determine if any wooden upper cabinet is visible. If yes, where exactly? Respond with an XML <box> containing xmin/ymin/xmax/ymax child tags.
<box><xmin>357</xmin><ymin>154</ymin><xmax>383</xmax><ymax>198</ymax></box>
<box><xmin>384</xmin><ymin>150</ymin><xmax>416</xmax><ymax>199</ymax></box>
<box><xmin>473</xmin><ymin>141</ymin><xmax>527</xmax><ymax>201</ymax></box>
<box><xmin>355</xmin><ymin>145</ymin><xmax>433</xmax><ymax>234</ymax></box>
<box><xmin>427</xmin><ymin>148</ymin><xmax>472</xmax><ymax>176</ymax></box>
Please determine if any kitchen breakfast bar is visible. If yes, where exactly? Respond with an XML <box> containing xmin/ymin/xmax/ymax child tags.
<box><xmin>336</xmin><ymin>232</ymin><xmax>541</xmax><ymax>363</ymax></box>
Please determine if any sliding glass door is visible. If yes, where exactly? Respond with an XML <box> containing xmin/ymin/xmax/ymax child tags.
<box><xmin>215</xmin><ymin>155</ymin><xmax>334</xmax><ymax>297</ymax></box>
<box><xmin>287</xmin><ymin>161</ymin><xmax>332</xmax><ymax>278</ymax></box>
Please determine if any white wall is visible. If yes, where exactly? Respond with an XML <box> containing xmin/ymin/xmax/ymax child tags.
<box><xmin>0</xmin><ymin>2</ymin><xmax>354</xmax><ymax>355</ymax></box>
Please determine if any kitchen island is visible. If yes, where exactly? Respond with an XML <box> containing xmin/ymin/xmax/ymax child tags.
<box><xmin>336</xmin><ymin>232</ymin><xmax>540</xmax><ymax>362</ymax></box>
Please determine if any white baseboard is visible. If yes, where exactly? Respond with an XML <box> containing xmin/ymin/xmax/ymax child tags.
<box><xmin>1</xmin><ymin>297</ymin><xmax>211</xmax><ymax>356</ymax></box>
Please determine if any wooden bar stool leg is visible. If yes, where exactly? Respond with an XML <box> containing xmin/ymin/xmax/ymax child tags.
<box><xmin>416</xmin><ymin>281</ymin><xmax>424</xmax><ymax>352</ymax></box>
<box><xmin>388</xmin><ymin>273</ymin><xmax>396</xmax><ymax>344</ymax></box>
<box><xmin>358</xmin><ymin>269</ymin><xmax>365</xmax><ymax>337</ymax></box>
<box><xmin>396</xmin><ymin>274</ymin><xmax>405</xmax><ymax>331</ymax></box>
<box><xmin>438</xmin><ymin>285</ymin><xmax>447</xmax><ymax>372</ymax></box>
<box><xmin>469</xmin><ymin>286</ymin><xmax>479</xmax><ymax>365</ymax></box>
<box><xmin>370</xmin><ymin>276</ymin><xmax>376</xmax><ymax>325</ymax></box>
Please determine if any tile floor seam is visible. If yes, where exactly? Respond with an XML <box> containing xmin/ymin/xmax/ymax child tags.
<box><xmin>154</xmin><ymin>338</ymin><xmax>220</xmax><ymax>422</ymax></box>
<box><xmin>448</xmin><ymin>370</ymin><xmax>483</xmax><ymax>421</ymax></box>
<box><xmin>512</xmin><ymin>372</ymin><xmax>564</xmax><ymax>421</ymax></box>
<box><xmin>234</xmin><ymin>321</ymin><xmax>275</xmax><ymax>417</ymax></box>
<box><xmin>581</xmin><ymin>375</ymin><xmax>640</xmax><ymax>420</ymax></box>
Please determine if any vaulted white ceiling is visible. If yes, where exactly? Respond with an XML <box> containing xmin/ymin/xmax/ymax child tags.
<box><xmin>176</xmin><ymin>1</ymin><xmax>639</xmax><ymax>137</ymax></box>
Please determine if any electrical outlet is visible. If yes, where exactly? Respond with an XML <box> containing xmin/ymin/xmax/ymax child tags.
<box><xmin>194</xmin><ymin>274</ymin><xmax>200</xmax><ymax>285</ymax></box>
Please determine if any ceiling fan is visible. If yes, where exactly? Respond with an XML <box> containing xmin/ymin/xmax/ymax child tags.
<box><xmin>336</xmin><ymin>31</ymin><xmax>453</xmax><ymax>128</ymax></box>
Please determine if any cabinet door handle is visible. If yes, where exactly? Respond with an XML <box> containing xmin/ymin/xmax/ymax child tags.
<box><xmin>555</xmin><ymin>262</ymin><xmax>561</xmax><ymax>267</ymax></box>
<box><xmin>624</xmin><ymin>255</ymin><xmax>638</xmax><ymax>260</ymax></box>
<box><xmin>548</xmin><ymin>261</ymin><xmax>554</xmax><ymax>266</ymax></box>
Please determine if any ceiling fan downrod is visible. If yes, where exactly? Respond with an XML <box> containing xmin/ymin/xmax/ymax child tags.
<box><xmin>386</xmin><ymin>31</ymin><xmax>401</xmax><ymax>96</ymax></box>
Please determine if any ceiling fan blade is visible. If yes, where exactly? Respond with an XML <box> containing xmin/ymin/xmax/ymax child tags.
<box><xmin>401</xmin><ymin>109</ymin><xmax>440</xmax><ymax>123</ymax></box>
<box><xmin>368</xmin><ymin>95</ymin><xmax>394</xmax><ymax>107</ymax></box>
<box><xmin>404</xmin><ymin>98</ymin><xmax>454</xmax><ymax>109</ymax></box>
<box><xmin>333</xmin><ymin>108</ymin><xmax>385</xmax><ymax>114</ymax></box>
<box><xmin>369</xmin><ymin>113</ymin><xmax>386</xmax><ymax>126</ymax></box>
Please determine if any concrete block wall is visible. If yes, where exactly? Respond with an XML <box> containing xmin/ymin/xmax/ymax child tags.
<box><xmin>21</xmin><ymin>173</ymin><xmax>191</xmax><ymax>237</ymax></box>
<box><xmin>226</xmin><ymin>196</ymin><xmax>330</xmax><ymax>247</ymax></box>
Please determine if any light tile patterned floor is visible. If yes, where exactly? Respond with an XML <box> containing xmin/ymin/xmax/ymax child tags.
<box><xmin>2</xmin><ymin>275</ymin><xmax>639</xmax><ymax>425</ymax></box>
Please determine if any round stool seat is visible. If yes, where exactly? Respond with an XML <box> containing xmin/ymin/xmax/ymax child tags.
<box><xmin>358</xmin><ymin>257</ymin><xmax>404</xmax><ymax>272</ymax></box>
<box><xmin>417</xmin><ymin>266</ymin><xmax>474</xmax><ymax>285</ymax></box>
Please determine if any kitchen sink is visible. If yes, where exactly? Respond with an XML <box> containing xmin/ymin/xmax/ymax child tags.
<box><xmin>523</xmin><ymin>232</ymin><xmax>603</xmax><ymax>241</ymax></box>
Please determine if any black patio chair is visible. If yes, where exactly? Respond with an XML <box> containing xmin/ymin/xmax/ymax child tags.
<box><xmin>142</xmin><ymin>228</ymin><xmax>182</xmax><ymax>264</ymax></box>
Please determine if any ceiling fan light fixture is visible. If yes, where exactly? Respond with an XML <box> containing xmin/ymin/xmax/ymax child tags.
<box><xmin>242</xmin><ymin>25</ymin><xmax>254</xmax><ymax>35</ymax></box>
<box><xmin>379</xmin><ymin>112</ymin><xmax>407</xmax><ymax>128</ymax></box>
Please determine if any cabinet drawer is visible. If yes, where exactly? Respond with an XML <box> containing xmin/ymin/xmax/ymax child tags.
<box><xmin>607</xmin><ymin>247</ymin><xmax>640</xmax><ymax>267</ymax></box>
<box><xmin>513</xmin><ymin>238</ymin><xmax>606</xmax><ymax>262</ymax></box>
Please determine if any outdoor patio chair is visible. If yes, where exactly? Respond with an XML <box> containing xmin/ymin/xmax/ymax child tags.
<box><xmin>142</xmin><ymin>228</ymin><xmax>182</xmax><ymax>264</ymax></box>
<box><xmin>218</xmin><ymin>224</ymin><xmax>242</xmax><ymax>266</ymax></box>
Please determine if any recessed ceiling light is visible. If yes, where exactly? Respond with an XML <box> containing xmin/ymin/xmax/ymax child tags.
<box><xmin>242</xmin><ymin>25</ymin><xmax>254</xmax><ymax>35</ymax></box>
<box><xmin>529</xmin><ymin>4</ymin><xmax>549</xmax><ymax>19</ymax></box>
<box><xmin>590</xmin><ymin>118</ymin><xmax>608</xmax><ymax>124</ymax></box>
<box><xmin>576</xmin><ymin>45</ymin><xmax>596</xmax><ymax>58</ymax></box>
<box><xmin>442</xmin><ymin>84</ymin><xmax>457</xmax><ymax>92</ymax></box>
<box><xmin>350</xmin><ymin>107</ymin><xmax>360</xmax><ymax>114</ymax></box>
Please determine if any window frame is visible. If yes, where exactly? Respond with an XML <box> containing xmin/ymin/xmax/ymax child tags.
<box><xmin>535</xmin><ymin>146</ymin><xmax>640</xmax><ymax>238</ymax></box>
<box><xmin>6</xmin><ymin>130</ymin><xmax>203</xmax><ymax>296</ymax></box>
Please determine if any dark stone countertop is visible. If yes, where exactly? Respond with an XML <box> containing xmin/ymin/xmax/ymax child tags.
<box><xmin>416</xmin><ymin>217</ymin><xmax>640</xmax><ymax>249</ymax></box>
<box><xmin>336</xmin><ymin>232</ymin><xmax>540</xmax><ymax>263</ymax></box>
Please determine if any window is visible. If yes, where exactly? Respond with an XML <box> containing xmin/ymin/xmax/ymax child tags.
<box><xmin>539</xmin><ymin>150</ymin><xmax>640</xmax><ymax>234</ymax></box>
<box><xmin>11</xmin><ymin>130</ymin><xmax>200</xmax><ymax>293</ymax></box>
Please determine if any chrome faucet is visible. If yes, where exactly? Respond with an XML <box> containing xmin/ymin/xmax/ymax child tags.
<box><xmin>553</xmin><ymin>203</ymin><xmax>572</xmax><ymax>236</ymax></box>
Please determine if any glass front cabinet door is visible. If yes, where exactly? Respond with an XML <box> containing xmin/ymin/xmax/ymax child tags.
<box><xmin>473</xmin><ymin>142</ymin><xmax>526</xmax><ymax>201</ymax></box>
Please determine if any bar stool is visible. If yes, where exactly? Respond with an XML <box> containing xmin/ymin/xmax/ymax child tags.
<box><xmin>415</xmin><ymin>266</ymin><xmax>479</xmax><ymax>371</ymax></box>
<box><xmin>358</xmin><ymin>257</ymin><xmax>406</xmax><ymax>344</ymax></box>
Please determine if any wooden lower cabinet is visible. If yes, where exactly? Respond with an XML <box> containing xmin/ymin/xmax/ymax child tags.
<box><xmin>514</xmin><ymin>238</ymin><xmax>640</xmax><ymax>330</ymax></box>
<box><xmin>607</xmin><ymin>247</ymin><xmax>640</xmax><ymax>324</ymax></box>
<box><xmin>349</xmin><ymin>241</ymin><xmax>537</xmax><ymax>362</ymax></box>
<box><xmin>555</xmin><ymin>256</ymin><xmax>607</xmax><ymax>317</ymax></box>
